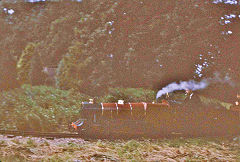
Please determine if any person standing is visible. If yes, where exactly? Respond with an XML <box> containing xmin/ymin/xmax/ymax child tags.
<box><xmin>185</xmin><ymin>89</ymin><xmax>194</xmax><ymax>101</ymax></box>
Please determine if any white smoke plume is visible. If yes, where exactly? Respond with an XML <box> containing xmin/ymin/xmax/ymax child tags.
<box><xmin>156</xmin><ymin>79</ymin><xmax>209</xmax><ymax>99</ymax></box>
<box><xmin>156</xmin><ymin>72</ymin><xmax>235</xmax><ymax>99</ymax></box>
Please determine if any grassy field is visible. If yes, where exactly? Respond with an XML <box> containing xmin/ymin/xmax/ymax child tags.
<box><xmin>0</xmin><ymin>135</ymin><xmax>240</xmax><ymax>161</ymax></box>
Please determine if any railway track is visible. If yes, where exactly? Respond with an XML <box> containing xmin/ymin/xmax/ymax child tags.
<box><xmin>0</xmin><ymin>130</ymin><xmax>81</xmax><ymax>138</ymax></box>
<box><xmin>0</xmin><ymin>129</ymin><xmax>238</xmax><ymax>140</ymax></box>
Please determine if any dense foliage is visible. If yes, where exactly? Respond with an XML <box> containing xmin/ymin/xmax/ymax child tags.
<box><xmin>99</xmin><ymin>88</ymin><xmax>156</xmax><ymax>103</ymax></box>
<box><xmin>0</xmin><ymin>85</ymin><xmax>159</xmax><ymax>131</ymax></box>
<box><xmin>0</xmin><ymin>0</ymin><xmax>239</xmax><ymax>99</ymax></box>
<box><xmin>0</xmin><ymin>85</ymin><xmax>89</xmax><ymax>131</ymax></box>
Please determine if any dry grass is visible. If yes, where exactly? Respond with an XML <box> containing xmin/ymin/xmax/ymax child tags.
<box><xmin>0</xmin><ymin>135</ymin><xmax>240</xmax><ymax>161</ymax></box>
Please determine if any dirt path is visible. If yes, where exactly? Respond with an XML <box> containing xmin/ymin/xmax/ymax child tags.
<box><xmin>0</xmin><ymin>135</ymin><xmax>240</xmax><ymax>161</ymax></box>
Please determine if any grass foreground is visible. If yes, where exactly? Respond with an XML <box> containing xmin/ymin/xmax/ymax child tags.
<box><xmin>1</xmin><ymin>135</ymin><xmax>240</xmax><ymax>161</ymax></box>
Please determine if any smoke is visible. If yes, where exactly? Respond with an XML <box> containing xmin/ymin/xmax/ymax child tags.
<box><xmin>156</xmin><ymin>72</ymin><xmax>235</xmax><ymax>99</ymax></box>
<box><xmin>156</xmin><ymin>79</ymin><xmax>209</xmax><ymax>99</ymax></box>
<box><xmin>210</xmin><ymin>72</ymin><xmax>235</xmax><ymax>86</ymax></box>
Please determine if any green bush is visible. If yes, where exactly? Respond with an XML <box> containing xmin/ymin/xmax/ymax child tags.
<box><xmin>0</xmin><ymin>85</ymin><xmax>90</xmax><ymax>132</ymax></box>
<box><xmin>99</xmin><ymin>88</ymin><xmax>156</xmax><ymax>103</ymax></box>
<box><xmin>199</xmin><ymin>95</ymin><xmax>233</xmax><ymax>110</ymax></box>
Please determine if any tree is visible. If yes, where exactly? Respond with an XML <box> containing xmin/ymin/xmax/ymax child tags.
<box><xmin>1</xmin><ymin>0</ymin><xmax>239</xmax><ymax>97</ymax></box>
<box><xmin>29</xmin><ymin>52</ymin><xmax>46</xmax><ymax>86</ymax></box>
<box><xmin>56</xmin><ymin>43</ymin><xmax>84</xmax><ymax>90</ymax></box>
<box><xmin>17</xmin><ymin>42</ymin><xmax>36</xmax><ymax>84</ymax></box>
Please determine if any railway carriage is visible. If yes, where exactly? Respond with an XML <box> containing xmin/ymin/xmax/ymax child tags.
<box><xmin>72</xmin><ymin>100</ymin><xmax>240</xmax><ymax>139</ymax></box>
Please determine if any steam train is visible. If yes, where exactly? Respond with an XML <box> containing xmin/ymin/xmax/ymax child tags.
<box><xmin>72</xmin><ymin>99</ymin><xmax>240</xmax><ymax>139</ymax></box>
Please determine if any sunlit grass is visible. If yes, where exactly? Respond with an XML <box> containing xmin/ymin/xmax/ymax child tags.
<box><xmin>0</xmin><ymin>136</ymin><xmax>239</xmax><ymax>161</ymax></box>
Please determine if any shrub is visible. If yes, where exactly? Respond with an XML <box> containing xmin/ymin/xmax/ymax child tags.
<box><xmin>0</xmin><ymin>85</ymin><xmax>90</xmax><ymax>132</ymax></box>
<box><xmin>26</xmin><ymin>138</ymin><xmax>37</xmax><ymax>148</ymax></box>
<box><xmin>199</xmin><ymin>95</ymin><xmax>233</xmax><ymax>110</ymax></box>
<box><xmin>99</xmin><ymin>88</ymin><xmax>156</xmax><ymax>103</ymax></box>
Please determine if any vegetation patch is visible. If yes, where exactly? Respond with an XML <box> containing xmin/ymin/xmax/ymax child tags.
<box><xmin>0</xmin><ymin>135</ymin><xmax>240</xmax><ymax>161</ymax></box>
<box><xmin>99</xmin><ymin>88</ymin><xmax>156</xmax><ymax>103</ymax></box>
<box><xmin>0</xmin><ymin>85</ymin><xmax>89</xmax><ymax>132</ymax></box>
<box><xmin>199</xmin><ymin>95</ymin><xmax>233</xmax><ymax>110</ymax></box>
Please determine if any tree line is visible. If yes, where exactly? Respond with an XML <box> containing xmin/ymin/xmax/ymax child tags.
<box><xmin>0</xmin><ymin>0</ymin><xmax>239</xmax><ymax>99</ymax></box>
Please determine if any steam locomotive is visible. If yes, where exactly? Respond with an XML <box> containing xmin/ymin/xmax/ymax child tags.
<box><xmin>72</xmin><ymin>99</ymin><xmax>240</xmax><ymax>139</ymax></box>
